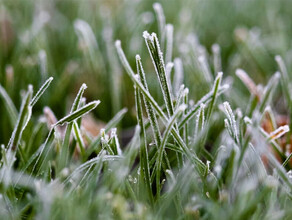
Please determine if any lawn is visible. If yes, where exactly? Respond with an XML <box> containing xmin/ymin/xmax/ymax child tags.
<box><xmin>1</xmin><ymin>0</ymin><xmax>292</xmax><ymax>219</ymax></box>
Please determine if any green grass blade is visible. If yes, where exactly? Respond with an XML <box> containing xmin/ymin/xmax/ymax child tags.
<box><xmin>134</xmin><ymin>83</ymin><xmax>154</xmax><ymax>204</ymax></box>
<box><xmin>223</xmin><ymin>102</ymin><xmax>239</xmax><ymax>144</ymax></box>
<box><xmin>259</xmin><ymin>72</ymin><xmax>280</xmax><ymax>113</ymax></box>
<box><xmin>7</xmin><ymin>85</ymin><xmax>33</xmax><ymax>151</ymax></box>
<box><xmin>73</xmin><ymin>121</ymin><xmax>86</xmax><ymax>159</ymax></box>
<box><xmin>0</xmin><ymin>84</ymin><xmax>18</xmax><ymax>127</ymax></box>
<box><xmin>212</xmin><ymin>44</ymin><xmax>222</xmax><ymax>73</ymax></box>
<box><xmin>143</xmin><ymin>31</ymin><xmax>175</xmax><ymax>118</ymax></box>
<box><xmin>153</xmin><ymin>3</ymin><xmax>166</xmax><ymax>47</ymax></box>
<box><xmin>194</xmin><ymin>104</ymin><xmax>205</xmax><ymax>138</ymax></box>
<box><xmin>156</xmin><ymin>104</ymin><xmax>186</xmax><ymax>198</ymax></box>
<box><xmin>30</xmin><ymin>77</ymin><xmax>53</xmax><ymax>107</ymax></box>
<box><xmin>206</xmin><ymin>72</ymin><xmax>223</xmax><ymax>120</ymax></box>
<box><xmin>55</xmin><ymin>101</ymin><xmax>100</xmax><ymax>126</ymax></box>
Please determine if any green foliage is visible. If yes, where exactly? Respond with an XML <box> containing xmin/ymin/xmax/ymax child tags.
<box><xmin>1</xmin><ymin>0</ymin><xmax>292</xmax><ymax>219</ymax></box>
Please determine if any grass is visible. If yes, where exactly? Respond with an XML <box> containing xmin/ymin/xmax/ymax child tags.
<box><xmin>1</xmin><ymin>0</ymin><xmax>292</xmax><ymax>219</ymax></box>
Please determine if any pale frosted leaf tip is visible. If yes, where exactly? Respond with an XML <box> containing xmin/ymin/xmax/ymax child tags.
<box><xmin>217</xmin><ymin>71</ymin><xmax>223</xmax><ymax>78</ymax></box>
<box><xmin>275</xmin><ymin>55</ymin><xmax>281</xmax><ymax>62</ymax></box>
<box><xmin>142</xmin><ymin>31</ymin><xmax>150</xmax><ymax>39</ymax></box>
<box><xmin>178</xmin><ymin>104</ymin><xmax>187</xmax><ymax>112</ymax></box>
<box><xmin>212</xmin><ymin>44</ymin><xmax>220</xmax><ymax>52</ymax></box>
<box><xmin>91</xmin><ymin>100</ymin><xmax>101</xmax><ymax>108</ymax></box>
<box><xmin>274</xmin><ymin>71</ymin><xmax>281</xmax><ymax>78</ymax></box>
<box><xmin>198</xmin><ymin>55</ymin><xmax>205</xmax><ymax>62</ymax></box>
<box><xmin>151</xmin><ymin>32</ymin><xmax>157</xmax><ymax>38</ymax></box>
<box><xmin>28</xmin><ymin>84</ymin><xmax>33</xmax><ymax>92</ymax></box>
<box><xmin>269</xmin><ymin>125</ymin><xmax>290</xmax><ymax>140</ymax></box>
<box><xmin>244</xmin><ymin>116</ymin><xmax>252</xmax><ymax>124</ymax></box>
<box><xmin>81</xmin><ymin>83</ymin><xmax>88</xmax><ymax>89</ymax></box>
<box><xmin>235</xmin><ymin>68</ymin><xmax>245</xmax><ymax>77</ymax></box>
<box><xmin>111</xmin><ymin>128</ymin><xmax>117</xmax><ymax>136</ymax></box>
<box><xmin>166</xmin><ymin>62</ymin><xmax>174</xmax><ymax>68</ymax></box>
<box><xmin>135</xmin><ymin>54</ymin><xmax>141</xmax><ymax>60</ymax></box>
<box><xmin>115</xmin><ymin>40</ymin><xmax>121</xmax><ymax>47</ymax></box>
<box><xmin>153</xmin><ymin>2</ymin><xmax>161</xmax><ymax>10</ymax></box>
<box><xmin>221</xmin><ymin>84</ymin><xmax>230</xmax><ymax>90</ymax></box>
<box><xmin>43</xmin><ymin>106</ymin><xmax>50</xmax><ymax>114</ymax></box>
<box><xmin>223</xmin><ymin>101</ymin><xmax>231</xmax><ymax>110</ymax></box>
<box><xmin>166</xmin><ymin>23</ymin><xmax>173</xmax><ymax>28</ymax></box>
<box><xmin>183</xmin><ymin>88</ymin><xmax>189</xmax><ymax>95</ymax></box>
<box><xmin>264</xmin><ymin>105</ymin><xmax>271</xmax><ymax>112</ymax></box>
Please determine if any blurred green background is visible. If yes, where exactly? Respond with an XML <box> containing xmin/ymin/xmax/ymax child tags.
<box><xmin>1</xmin><ymin>0</ymin><xmax>291</xmax><ymax>144</ymax></box>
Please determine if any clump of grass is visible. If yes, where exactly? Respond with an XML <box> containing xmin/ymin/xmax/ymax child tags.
<box><xmin>1</xmin><ymin>1</ymin><xmax>292</xmax><ymax>220</ymax></box>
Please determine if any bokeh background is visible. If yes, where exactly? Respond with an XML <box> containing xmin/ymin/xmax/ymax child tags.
<box><xmin>1</xmin><ymin>0</ymin><xmax>292</xmax><ymax>144</ymax></box>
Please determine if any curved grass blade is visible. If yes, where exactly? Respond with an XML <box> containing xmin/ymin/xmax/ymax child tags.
<box><xmin>7</xmin><ymin>86</ymin><xmax>33</xmax><ymax>152</ymax></box>
<box><xmin>30</xmin><ymin>77</ymin><xmax>53</xmax><ymax>107</ymax></box>
<box><xmin>54</xmin><ymin>100</ymin><xmax>100</xmax><ymax>126</ymax></box>
<box><xmin>0</xmin><ymin>84</ymin><xmax>18</xmax><ymax>127</ymax></box>
<box><xmin>59</xmin><ymin>83</ymin><xmax>88</xmax><ymax>169</ymax></box>
<box><xmin>259</xmin><ymin>72</ymin><xmax>280</xmax><ymax>113</ymax></box>
<box><xmin>63</xmin><ymin>154</ymin><xmax>122</xmax><ymax>186</ymax></box>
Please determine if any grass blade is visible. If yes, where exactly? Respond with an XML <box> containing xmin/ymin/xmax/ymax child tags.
<box><xmin>259</xmin><ymin>72</ymin><xmax>280</xmax><ymax>113</ymax></box>
<box><xmin>55</xmin><ymin>101</ymin><xmax>100</xmax><ymax>126</ymax></box>
<box><xmin>206</xmin><ymin>72</ymin><xmax>223</xmax><ymax>120</ymax></box>
<box><xmin>153</xmin><ymin>3</ymin><xmax>166</xmax><ymax>47</ymax></box>
<box><xmin>30</xmin><ymin>77</ymin><xmax>53</xmax><ymax>107</ymax></box>
<box><xmin>134</xmin><ymin>82</ymin><xmax>154</xmax><ymax>204</ymax></box>
<box><xmin>72</xmin><ymin>121</ymin><xmax>86</xmax><ymax>159</ymax></box>
<box><xmin>0</xmin><ymin>84</ymin><xmax>18</xmax><ymax>127</ymax></box>
<box><xmin>212</xmin><ymin>44</ymin><xmax>222</xmax><ymax>73</ymax></box>
<box><xmin>7</xmin><ymin>86</ymin><xmax>33</xmax><ymax>151</ymax></box>
<box><xmin>143</xmin><ymin>31</ymin><xmax>175</xmax><ymax>118</ymax></box>
<box><xmin>173</xmin><ymin>58</ymin><xmax>184</xmax><ymax>97</ymax></box>
<box><xmin>165</xmin><ymin>24</ymin><xmax>173</xmax><ymax>64</ymax></box>
<box><xmin>156</xmin><ymin>104</ymin><xmax>186</xmax><ymax>198</ymax></box>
